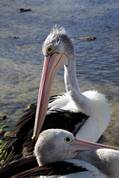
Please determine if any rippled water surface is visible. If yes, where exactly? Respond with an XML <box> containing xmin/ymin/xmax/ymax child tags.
<box><xmin>0</xmin><ymin>0</ymin><xmax>119</xmax><ymax>128</ymax></box>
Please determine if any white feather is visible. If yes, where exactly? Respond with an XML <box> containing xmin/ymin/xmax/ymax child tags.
<box><xmin>76</xmin><ymin>90</ymin><xmax>111</xmax><ymax>142</ymax></box>
<box><xmin>48</xmin><ymin>90</ymin><xmax>111</xmax><ymax>142</ymax></box>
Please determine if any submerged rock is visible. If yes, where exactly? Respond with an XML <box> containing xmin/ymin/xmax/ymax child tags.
<box><xmin>79</xmin><ymin>36</ymin><xmax>96</xmax><ymax>41</ymax></box>
<box><xmin>19</xmin><ymin>8</ymin><xmax>32</xmax><ymax>13</ymax></box>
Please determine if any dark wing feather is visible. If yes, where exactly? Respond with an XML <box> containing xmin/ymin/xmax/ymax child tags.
<box><xmin>42</xmin><ymin>109</ymin><xmax>88</xmax><ymax>135</ymax></box>
<box><xmin>0</xmin><ymin>104</ymin><xmax>36</xmax><ymax>165</ymax></box>
<box><xmin>0</xmin><ymin>155</ymin><xmax>37</xmax><ymax>178</ymax></box>
<box><xmin>1</xmin><ymin>96</ymin><xmax>88</xmax><ymax>165</ymax></box>
<box><xmin>0</xmin><ymin>159</ymin><xmax>87</xmax><ymax>178</ymax></box>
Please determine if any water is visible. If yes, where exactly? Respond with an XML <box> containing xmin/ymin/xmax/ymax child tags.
<box><xmin>0</xmin><ymin>0</ymin><xmax>119</xmax><ymax>128</ymax></box>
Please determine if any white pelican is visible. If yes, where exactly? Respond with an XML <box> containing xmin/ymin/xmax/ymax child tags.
<box><xmin>3</xmin><ymin>129</ymin><xmax>118</xmax><ymax>178</ymax></box>
<box><xmin>33</xmin><ymin>26</ymin><xmax>111</xmax><ymax>142</ymax></box>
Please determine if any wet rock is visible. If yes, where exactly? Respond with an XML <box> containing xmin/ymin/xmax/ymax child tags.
<box><xmin>9</xmin><ymin>36</ymin><xmax>20</xmax><ymax>39</ymax></box>
<box><xmin>13</xmin><ymin>36</ymin><xmax>20</xmax><ymax>39</ymax></box>
<box><xmin>4</xmin><ymin>131</ymin><xmax>12</xmax><ymax>138</ymax></box>
<box><xmin>19</xmin><ymin>8</ymin><xmax>32</xmax><ymax>13</ymax></box>
<box><xmin>0</xmin><ymin>113</ymin><xmax>7</xmax><ymax>121</ymax></box>
<box><xmin>79</xmin><ymin>36</ymin><xmax>96</xmax><ymax>41</ymax></box>
<box><xmin>0</xmin><ymin>129</ymin><xmax>5</xmax><ymax>136</ymax></box>
<box><xmin>26</xmin><ymin>103</ymin><xmax>36</xmax><ymax>110</ymax></box>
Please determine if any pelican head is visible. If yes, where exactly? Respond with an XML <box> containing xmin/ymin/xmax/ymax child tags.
<box><xmin>34</xmin><ymin>129</ymin><xmax>113</xmax><ymax>166</ymax></box>
<box><xmin>42</xmin><ymin>26</ymin><xmax>74</xmax><ymax>59</ymax></box>
<box><xmin>34</xmin><ymin>129</ymin><xmax>75</xmax><ymax>165</ymax></box>
<box><xmin>33</xmin><ymin>26</ymin><xmax>74</xmax><ymax>140</ymax></box>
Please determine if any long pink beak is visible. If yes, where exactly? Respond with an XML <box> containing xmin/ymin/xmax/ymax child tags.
<box><xmin>73</xmin><ymin>138</ymin><xmax>119</xmax><ymax>151</ymax></box>
<box><xmin>33</xmin><ymin>53</ymin><xmax>66</xmax><ymax>140</ymax></box>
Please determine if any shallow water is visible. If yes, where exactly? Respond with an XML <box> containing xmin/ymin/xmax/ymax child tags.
<box><xmin>0</xmin><ymin>0</ymin><xmax>119</xmax><ymax>128</ymax></box>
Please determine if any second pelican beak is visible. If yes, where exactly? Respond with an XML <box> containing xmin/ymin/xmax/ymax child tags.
<box><xmin>72</xmin><ymin>138</ymin><xmax>119</xmax><ymax>152</ymax></box>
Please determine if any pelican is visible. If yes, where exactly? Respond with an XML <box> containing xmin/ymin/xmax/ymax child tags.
<box><xmin>1</xmin><ymin>129</ymin><xmax>118</xmax><ymax>178</ymax></box>
<box><xmin>33</xmin><ymin>129</ymin><xmax>119</xmax><ymax>178</ymax></box>
<box><xmin>1</xmin><ymin>26</ymin><xmax>111</xmax><ymax>164</ymax></box>
<box><xmin>33</xmin><ymin>26</ymin><xmax>111</xmax><ymax>141</ymax></box>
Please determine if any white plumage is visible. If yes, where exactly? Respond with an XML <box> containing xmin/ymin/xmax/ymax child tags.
<box><xmin>49</xmin><ymin>90</ymin><xmax>110</xmax><ymax>142</ymax></box>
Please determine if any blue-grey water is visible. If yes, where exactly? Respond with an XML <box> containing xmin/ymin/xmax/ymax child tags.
<box><xmin>0</xmin><ymin>0</ymin><xmax>119</xmax><ymax>128</ymax></box>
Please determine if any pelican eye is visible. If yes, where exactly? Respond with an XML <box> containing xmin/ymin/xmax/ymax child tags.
<box><xmin>64</xmin><ymin>136</ymin><xmax>73</xmax><ymax>143</ymax></box>
<box><xmin>46</xmin><ymin>46</ymin><xmax>54</xmax><ymax>54</ymax></box>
